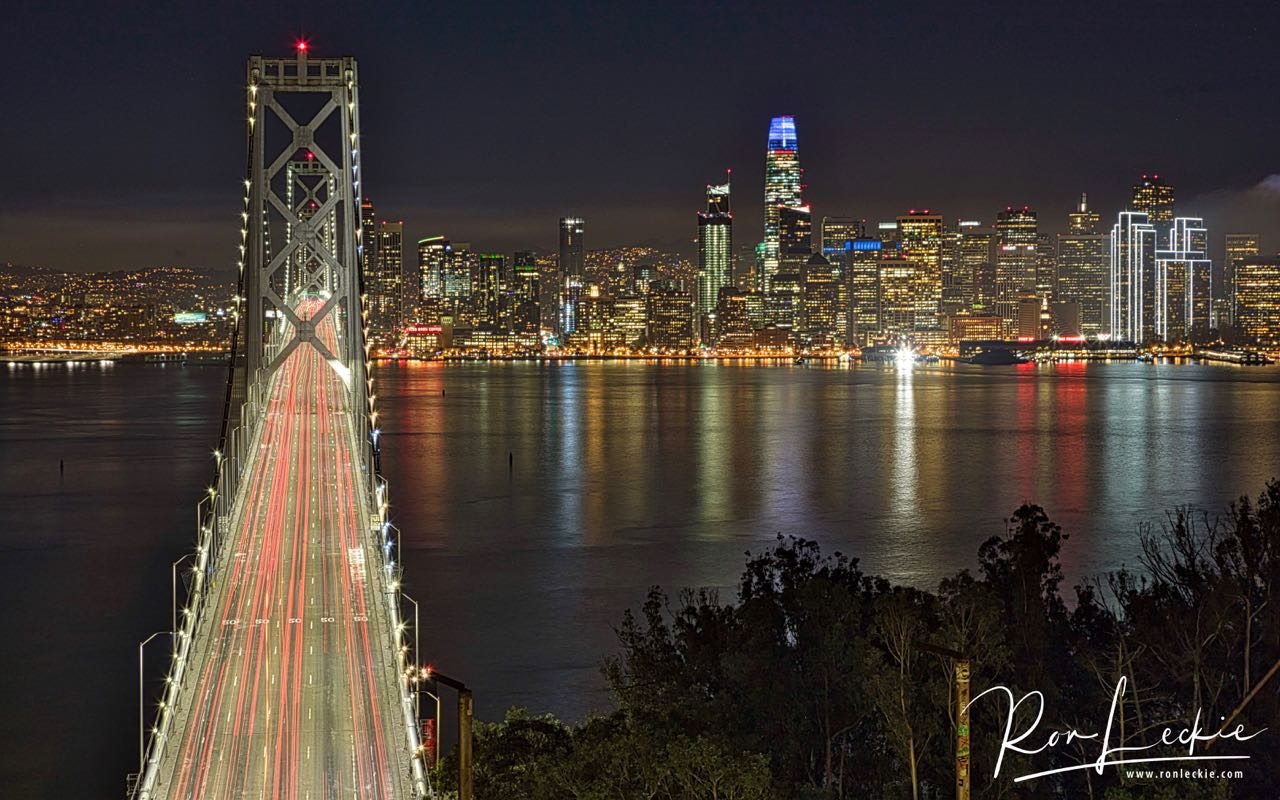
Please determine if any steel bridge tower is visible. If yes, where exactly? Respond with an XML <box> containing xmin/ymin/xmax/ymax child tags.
<box><xmin>235</xmin><ymin>46</ymin><xmax>369</xmax><ymax>433</ymax></box>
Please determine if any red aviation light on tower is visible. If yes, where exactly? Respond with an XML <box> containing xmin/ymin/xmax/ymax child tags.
<box><xmin>295</xmin><ymin>39</ymin><xmax>310</xmax><ymax>54</ymax></box>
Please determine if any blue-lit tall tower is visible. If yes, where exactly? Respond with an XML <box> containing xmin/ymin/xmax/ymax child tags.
<box><xmin>761</xmin><ymin>115</ymin><xmax>802</xmax><ymax>292</ymax></box>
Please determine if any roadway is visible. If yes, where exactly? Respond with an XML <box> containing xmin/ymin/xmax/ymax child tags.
<box><xmin>148</xmin><ymin>300</ymin><xmax>414</xmax><ymax>799</ymax></box>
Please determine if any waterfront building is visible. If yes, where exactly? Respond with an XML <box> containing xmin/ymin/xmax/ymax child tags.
<box><xmin>609</xmin><ymin>295</ymin><xmax>648</xmax><ymax>349</ymax></box>
<box><xmin>360</xmin><ymin>196</ymin><xmax>378</xmax><ymax>292</ymax></box>
<box><xmin>646</xmin><ymin>279</ymin><xmax>694</xmax><ymax>350</ymax></box>
<box><xmin>511</xmin><ymin>250</ymin><xmax>540</xmax><ymax>335</ymax></box>
<box><xmin>1154</xmin><ymin>217</ymin><xmax>1211</xmax><ymax>340</ymax></box>
<box><xmin>473</xmin><ymin>253</ymin><xmax>505</xmax><ymax>326</ymax></box>
<box><xmin>765</xmin><ymin>271</ymin><xmax>803</xmax><ymax>332</ymax></box>
<box><xmin>761</xmin><ymin>115</ymin><xmax>802</xmax><ymax>291</ymax></box>
<box><xmin>878</xmin><ymin>256</ymin><xmax>915</xmax><ymax>336</ymax></box>
<box><xmin>1223</xmin><ymin>233</ymin><xmax>1261</xmax><ymax>325</ymax></box>
<box><xmin>820</xmin><ymin>216</ymin><xmax>865</xmax><ymax>280</ymax></box>
<box><xmin>714</xmin><ymin>288</ymin><xmax>755</xmax><ymax>350</ymax></box>
<box><xmin>1235</xmin><ymin>256</ymin><xmax>1280</xmax><ymax>344</ymax></box>
<box><xmin>952</xmin><ymin>222</ymin><xmax>995</xmax><ymax>311</ymax></box>
<box><xmin>559</xmin><ymin>216</ymin><xmax>585</xmax><ymax>335</ymax></box>
<box><xmin>370</xmin><ymin>220</ymin><xmax>404</xmax><ymax>347</ymax></box>
<box><xmin>847</xmin><ymin>237</ymin><xmax>882</xmax><ymax>345</ymax></box>
<box><xmin>1036</xmin><ymin>232</ymin><xmax>1056</xmax><ymax>303</ymax></box>
<box><xmin>950</xmin><ymin>313</ymin><xmax>1004</xmax><ymax>342</ymax></box>
<box><xmin>994</xmin><ymin>206</ymin><xmax>1038</xmax><ymax>330</ymax></box>
<box><xmin>1056</xmin><ymin>194</ymin><xmax>1109</xmax><ymax>336</ymax></box>
<box><xmin>697</xmin><ymin>175</ymin><xmax>733</xmax><ymax>344</ymax></box>
<box><xmin>898</xmin><ymin>211</ymin><xmax>944</xmax><ymax>330</ymax></box>
<box><xmin>801</xmin><ymin>252</ymin><xmax>843</xmax><ymax>347</ymax></box>
<box><xmin>1109</xmin><ymin>211</ymin><xmax>1158</xmax><ymax>342</ymax></box>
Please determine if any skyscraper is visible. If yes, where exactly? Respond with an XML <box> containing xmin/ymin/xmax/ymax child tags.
<box><xmin>360</xmin><ymin>196</ymin><xmax>378</xmax><ymax>290</ymax></box>
<box><xmin>778</xmin><ymin>204</ymin><xmax>813</xmax><ymax>272</ymax></box>
<box><xmin>801</xmin><ymin>252</ymin><xmax>842</xmax><ymax>346</ymax></box>
<box><xmin>947</xmin><ymin>221</ymin><xmax>992</xmax><ymax>313</ymax></box>
<box><xmin>1056</xmin><ymin>195</ymin><xmax>1109</xmax><ymax>335</ymax></box>
<box><xmin>1223</xmin><ymin>233</ymin><xmax>1261</xmax><ymax>325</ymax></box>
<box><xmin>1067</xmin><ymin>192</ymin><xmax>1100</xmax><ymax>235</ymax></box>
<box><xmin>474</xmin><ymin>253</ymin><xmax>505</xmax><ymax>325</ymax></box>
<box><xmin>877</xmin><ymin>256</ymin><xmax>915</xmax><ymax>336</ymax></box>
<box><xmin>820</xmin><ymin>216</ymin><xmax>866</xmax><ymax>272</ymax></box>
<box><xmin>1110</xmin><ymin>211</ymin><xmax>1158</xmax><ymax>342</ymax></box>
<box><xmin>511</xmin><ymin>250</ymin><xmax>540</xmax><ymax>335</ymax></box>
<box><xmin>1132</xmin><ymin>174</ymin><xmax>1175</xmax><ymax>225</ymax></box>
<box><xmin>761</xmin><ymin>115</ymin><xmax>802</xmax><ymax>292</ymax></box>
<box><xmin>847</xmin><ymin>237</ymin><xmax>882</xmax><ymax>345</ymax></box>
<box><xmin>994</xmin><ymin>207</ymin><xmax>1039</xmax><ymax>331</ymax></box>
<box><xmin>697</xmin><ymin>175</ymin><xmax>733</xmax><ymax>344</ymax></box>
<box><xmin>418</xmin><ymin>236</ymin><xmax>447</xmax><ymax>300</ymax></box>
<box><xmin>559</xmin><ymin>216</ymin><xmax>585</xmax><ymax>335</ymax></box>
<box><xmin>1155</xmin><ymin>217</ymin><xmax>1211</xmax><ymax>340</ymax></box>
<box><xmin>371</xmin><ymin>220</ymin><xmax>404</xmax><ymax>347</ymax></box>
<box><xmin>1235</xmin><ymin>256</ymin><xmax>1280</xmax><ymax>344</ymax></box>
<box><xmin>898</xmin><ymin>211</ymin><xmax>944</xmax><ymax>329</ymax></box>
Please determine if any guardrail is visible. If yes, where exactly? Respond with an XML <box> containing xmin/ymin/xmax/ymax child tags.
<box><xmin>130</xmin><ymin>366</ymin><xmax>269</xmax><ymax>799</ymax></box>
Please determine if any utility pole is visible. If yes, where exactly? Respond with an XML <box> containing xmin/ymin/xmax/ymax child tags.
<box><xmin>917</xmin><ymin>642</ymin><xmax>970</xmax><ymax>800</ymax></box>
<box><xmin>428</xmin><ymin>667</ymin><xmax>473</xmax><ymax>800</ymax></box>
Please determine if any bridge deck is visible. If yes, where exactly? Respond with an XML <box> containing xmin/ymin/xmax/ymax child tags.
<box><xmin>149</xmin><ymin>306</ymin><xmax>413</xmax><ymax>798</ymax></box>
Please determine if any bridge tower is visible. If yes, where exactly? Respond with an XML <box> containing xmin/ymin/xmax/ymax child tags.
<box><xmin>236</xmin><ymin>44</ymin><xmax>368</xmax><ymax>428</ymax></box>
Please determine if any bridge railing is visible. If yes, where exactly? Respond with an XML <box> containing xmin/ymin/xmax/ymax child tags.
<box><xmin>130</xmin><ymin>368</ymin><xmax>272</xmax><ymax>799</ymax></box>
<box><xmin>357</xmin><ymin>299</ymin><xmax>434</xmax><ymax>799</ymax></box>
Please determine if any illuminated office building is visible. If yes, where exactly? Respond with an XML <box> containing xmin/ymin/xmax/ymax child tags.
<box><xmin>994</xmin><ymin>206</ymin><xmax>1039</xmax><ymax>329</ymax></box>
<box><xmin>1036</xmin><ymin>232</ymin><xmax>1056</xmax><ymax>302</ymax></box>
<box><xmin>418</xmin><ymin>236</ymin><xmax>451</xmax><ymax>299</ymax></box>
<box><xmin>820</xmin><ymin>216</ymin><xmax>865</xmax><ymax>275</ymax></box>
<box><xmin>1068</xmin><ymin>192</ymin><xmax>1100</xmax><ymax>235</ymax></box>
<box><xmin>1056</xmin><ymin>195</ymin><xmax>1108</xmax><ymax>335</ymax></box>
<box><xmin>473</xmin><ymin>253</ymin><xmax>505</xmax><ymax>325</ymax></box>
<box><xmin>696</xmin><ymin>174</ymin><xmax>733</xmax><ymax>344</ymax></box>
<box><xmin>1132</xmin><ymin>174</ymin><xmax>1175</xmax><ymax>225</ymax></box>
<box><xmin>1223</xmin><ymin>233</ymin><xmax>1261</xmax><ymax>325</ymax></box>
<box><xmin>847</xmin><ymin>237</ymin><xmax>882</xmax><ymax>344</ymax></box>
<box><xmin>1109</xmin><ymin>211</ymin><xmax>1158</xmax><ymax>342</ymax></box>
<box><xmin>558</xmin><ymin>217</ymin><xmax>585</xmax><ymax>335</ymax></box>
<box><xmin>761</xmin><ymin>115</ymin><xmax>802</xmax><ymax>291</ymax></box>
<box><xmin>360</xmin><ymin>196</ymin><xmax>378</xmax><ymax>290</ymax></box>
<box><xmin>898</xmin><ymin>211</ymin><xmax>944</xmax><ymax>329</ymax></box>
<box><xmin>878</xmin><ymin>256</ymin><xmax>915</xmax><ymax>336</ymax></box>
<box><xmin>371</xmin><ymin>220</ymin><xmax>404</xmax><ymax>345</ymax></box>
<box><xmin>714</xmin><ymin>288</ymin><xmax>755</xmax><ymax>350</ymax></box>
<box><xmin>778</xmin><ymin>204</ymin><xmax>813</xmax><ymax>272</ymax></box>
<box><xmin>511</xmin><ymin>250</ymin><xmax>540</xmax><ymax>335</ymax></box>
<box><xmin>1154</xmin><ymin>217</ymin><xmax>1211</xmax><ymax>340</ymax></box>
<box><xmin>801</xmin><ymin>252</ymin><xmax>843</xmax><ymax>346</ymax></box>
<box><xmin>609</xmin><ymin>296</ymin><xmax>648</xmax><ymax>348</ymax></box>
<box><xmin>647</xmin><ymin>279</ymin><xmax>694</xmax><ymax>350</ymax></box>
<box><xmin>949</xmin><ymin>221</ymin><xmax>993</xmax><ymax>312</ymax></box>
<box><xmin>1235</xmin><ymin>256</ymin><xmax>1280</xmax><ymax>344</ymax></box>
<box><xmin>766</xmin><ymin>271</ymin><xmax>803</xmax><ymax>331</ymax></box>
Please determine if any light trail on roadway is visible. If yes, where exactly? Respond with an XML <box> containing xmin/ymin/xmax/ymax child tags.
<box><xmin>149</xmin><ymin>299</ymin><xmax>413</xmax><ymax>799</ymax></box>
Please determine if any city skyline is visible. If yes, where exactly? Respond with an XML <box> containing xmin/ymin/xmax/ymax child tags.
<box><xmin>6</xmin><ymin>1</ymin><xmax>1280</xmax><ymax>271</ymax></box>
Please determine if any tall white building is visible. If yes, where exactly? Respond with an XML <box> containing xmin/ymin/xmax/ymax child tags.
<box><xmin>696</xmin><ymin>174</ymin><xmax>733</xmax><ymax>344</ymax></box>
<box><xmin>1109</xmin><ymin>211</ymin><xmax>1157</xmax><ymax>342</ymax></box>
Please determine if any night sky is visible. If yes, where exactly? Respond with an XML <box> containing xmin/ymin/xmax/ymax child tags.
<box><xmin>5</xmin><ymin>0</ymin><xmax>1280</xmax><ymax>272</ymax></box>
